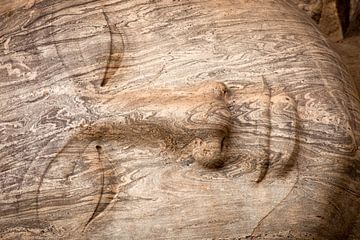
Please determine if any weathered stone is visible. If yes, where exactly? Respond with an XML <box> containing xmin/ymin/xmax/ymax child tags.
<box><xmin>351</xmin><ymin>0</ymin><xmax>360</xmax><ymax>21</ymax></box>
<box><xmin>350</xmin><ymin>0</ymin><xmax>360</xmax><ymax>31</ymax></box>
<box><xmin>320</xmin><ymin>0</ymin><xmax>345</xmax><ymax>41</ymax></box>
<box><xmin>293</xmin><ymin>0</ymin><xmax>360</xmax><ymax>40</ymax></box>
<box><xmin>292</xmin><ymin>0</ymin><xmax>323</xmax><ymax>22</ymax></box>
<box><xmin>1</xmin><ymin>1</ymin><xmax>359</xmax><ymax>239</ymax></box>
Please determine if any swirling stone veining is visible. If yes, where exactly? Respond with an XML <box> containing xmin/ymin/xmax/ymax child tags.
<box><xmin>0</xmin><ymin>1</ymin><xmax>359</xmax><ymax>239</ymax></box>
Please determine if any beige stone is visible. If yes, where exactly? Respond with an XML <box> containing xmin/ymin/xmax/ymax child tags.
<box><xmin>0</xmin><ymin>1</ymin><xmax>359</xmax><ymax>239</ymax></box>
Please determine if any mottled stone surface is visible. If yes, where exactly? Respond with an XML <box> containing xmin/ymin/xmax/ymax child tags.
<box><xmin>333</xmin><ymin>25</ymin><xmax>360</xmax><ymax>240</ymax></box>
<box><xmin>293</xmin><ymin>0</ymin><xmax>360</xmax><ymax>40</ymax></box>
<box><xmin>292</xmin><ymin>0</ymin><xmax>323</xmax><ymax>22</ymax></box>
<box><xmin>351</xmin><ymin>0</ymin><xmax>360</xmax><ymax>22</ymax></box>
<box><xmin>0</xmin><ymin>0</ymin><xmax>359</xmax><ymax>239</ymax></box>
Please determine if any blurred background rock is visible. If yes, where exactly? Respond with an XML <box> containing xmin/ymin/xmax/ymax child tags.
<box><xmin>293</xmin><ymin>0</ymin><xmax>360</xmax><ymax>94</ymax></box>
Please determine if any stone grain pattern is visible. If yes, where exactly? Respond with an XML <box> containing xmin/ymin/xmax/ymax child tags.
<box><xmin>0</xmin><ymin>0</ymin><xmax>359</xmax><ymax>239</ymax></box>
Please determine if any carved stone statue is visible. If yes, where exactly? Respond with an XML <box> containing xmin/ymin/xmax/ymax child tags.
<box><xmin>0</xmin><ymin>0</ymin><xmax>359</xmax><ymax>239</ymax></box>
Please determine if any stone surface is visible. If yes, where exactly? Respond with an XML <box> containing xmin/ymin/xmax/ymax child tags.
<box><xmin>334</xmin><ymin>31</ymin><xmax>360</xmax><ymax>94</ymax></box>
<box><xmin>0</xmin><ymin>1</ymin><xmax>360</xmax><ymax>239</ymax></box>
<box><xmin>292</xmin><ymin>0</ymin><xmax>323</xmax><ymax>22</ymax></box>
<box><xmin>293</xmin><ymin>0</ymin><xmax>360</xmax><ymax>40</ymax></box>
<box><xmin>351</xmin><ymin>0</ymin><xmax>360</xmax><ymax>21</ymax></box>
<box><xmin>333</xmin><ymin>25</ymin><xmax>360</xmax><ymax>240</ymax></box>
<box><xmin>321</xmin><ymin>0</ymin><xmax>345</xmax><ymax>41</ymax></box>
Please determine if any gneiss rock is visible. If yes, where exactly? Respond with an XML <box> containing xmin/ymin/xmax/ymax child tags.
<box><xmin>1</xmin><ymin>0</ymin><xmax>359</xmax><ymax>239</ymax></box>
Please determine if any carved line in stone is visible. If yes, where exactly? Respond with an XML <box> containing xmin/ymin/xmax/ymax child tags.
<box><xmin>101</xmin><ymin>10</ymin><xmax>124</xmax><ymax>87</ymax></box>
<box><xmin>250</xmin><ymin>91</ymin><xmax>300</xmax><ymax>236</ymax></box>
<box><xmin>256</xmin><ymin>77</ymin><xmax>272</xmax><ymax>183</ymax></box>
<box><xmin>83</xmin><ymin>145</ymin><xmax>105</xmax><ymax>231</ymax></box>
<box><xmin>82</xmin><ymin>144</ymin><xmax>122</xmax><ymax>231</ymax></box>
<box><xmin>255</xmin><ymin>77</ymin><xmax>299</xmax><ymax>183</ymax></box>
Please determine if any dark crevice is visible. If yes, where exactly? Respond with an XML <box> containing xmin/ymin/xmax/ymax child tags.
<box><xmin>220</xmin><ymin>136</ymin><xmax>226</xmax><ymax>151</ymax></box>
<box><xmin>256</xmin><ymin>76</ymin><xmax>272</xmax><ymax>183</ymax></box>
<box><xmin>100</xmin><ymin>11</ymin><xmax>124</xmax><ymax>87</ymax></box>
<box><xmin>336</xmin><ymin>0</ymin><xmax>351</xmax><ymax>34</ymax></box>
<box><xmin>101</xmin><ymin>11</ymin><xmax>113</xmax><ymax>87</ymax></box>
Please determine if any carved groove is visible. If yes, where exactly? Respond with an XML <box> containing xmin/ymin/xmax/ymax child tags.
<box><xmin>83</xmin><ymin>145</ymin><xmax>105</xmax><ymax>231</ymax></box>
<box><xmin>100</xmin><ymin>11</ymin><xmax>124</xmax><ymax>87</ymax></box>
<box><xmin>256</xmin><ymin>77</ymin><xmax>272</xmax><ymax>183</ymax></box>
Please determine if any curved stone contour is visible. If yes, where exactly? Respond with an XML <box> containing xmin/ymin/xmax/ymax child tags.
<box><xmin>0</xmin><ymin>1</ymin><xmax>359</xmax><ymax>239</ymax></box>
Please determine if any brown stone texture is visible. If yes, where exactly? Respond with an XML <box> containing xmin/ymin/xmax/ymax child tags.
<box><xmin>333</xmin><ymin>19</ymin><xmax>360</xmax><ymax>240</ymax></box>
<box><xmin>1</xmin><ymin>0</ymin><xmax>360</xmax><ymax>239</ymax></box>
<box><xmin>292</xmin><ymin>0</ymin><xmax>323</xmax><ymax>22</ymax></box>
<box><xmin>293</xmin><ymin>0</ymin><xmax>360</xmax><ymax>40</ymax></box>
<box><xmin>351</xmin><ymin>0</ymin><xmax>360</xmax><ymax>25</ymax></box>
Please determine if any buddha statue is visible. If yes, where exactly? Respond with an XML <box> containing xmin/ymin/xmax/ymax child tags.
<box><xmin>0</xmin><ymin>0</ymin><xmax>359</xmax><ymax>239</ymax></box>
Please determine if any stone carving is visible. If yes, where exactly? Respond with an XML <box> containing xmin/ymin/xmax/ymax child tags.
<box><xmin>0</xmin><ymin>0</ymin><xmax>359</xmax><ymax>239</ymax></box>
